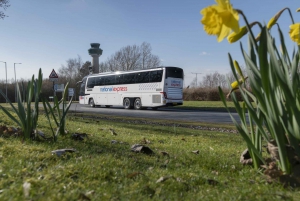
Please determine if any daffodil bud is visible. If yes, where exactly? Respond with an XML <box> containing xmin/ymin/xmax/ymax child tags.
<box><xmin>267</xmin><ymin>17</ymin><xmax>276</xmax><ymax>29</ymax></box>
<box><xmin>230</xmin><ymin>76</ymin><xmax>248</xmax><ymax>90</ymax></box>
<box><xmin>231</xmin><ymin>80</ymin><xmax>239</xmax><ymax>90</ymax></box>
<box><xmin>267</xmin><ymin>8</ymin><xmax>288</xmax><ymax>30</ymax></box>
<box><xmin>233</xmin><ymin>60</ymin><xmax>244</xmax><ymax>81</ymax></box>
<box><xmin>297</xmin><ymin>8</ymin><xmax>300</xmax><ymax>12</ymax></box>
<box><xmin>227</xmin><ymin>26</ymin><xmax>248</xmax><ymax>43</ymax></box>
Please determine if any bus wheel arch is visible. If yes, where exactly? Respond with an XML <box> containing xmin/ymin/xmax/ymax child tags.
<box><xmin>134</xmin><ymin>98</ymin><xmax>143</xmax><ymax>110</ymax></box>
<box><xmin>89</xmin><ymin>98</ymin><xmax>95</xmax><ymax>107</ymax></box>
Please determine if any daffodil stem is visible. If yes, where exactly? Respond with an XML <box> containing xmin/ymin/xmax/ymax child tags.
<box><xmin>236</xmin><ymin>9</ymin><xmax>258</xmax><ymax>50</ymax></box>
<box><xmin>286</xmin><ymin>7</ymin><xmax>295</xmax><ymax>24</ymax></box>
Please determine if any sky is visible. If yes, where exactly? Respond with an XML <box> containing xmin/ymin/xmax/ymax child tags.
<box><xmin>0</xmin><ymin>0</ymin><xmax>299</xmax><ymax>87</ymax></box>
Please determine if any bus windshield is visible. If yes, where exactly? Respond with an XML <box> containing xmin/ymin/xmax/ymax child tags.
<box><xmin>80</xmin><ymin>77</ymin><xmax>87</xmax><ymax>96</ymax></box>
<box><xmin>165</xmin><ymin>67</ymin><xmax>183</xmax><ymax>79</ymax></box>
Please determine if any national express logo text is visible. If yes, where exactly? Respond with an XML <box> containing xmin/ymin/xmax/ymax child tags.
<box><xmin>100</xmin><ymin>86</ymin><xmax>128</xmax><ymax>92</ymax></box>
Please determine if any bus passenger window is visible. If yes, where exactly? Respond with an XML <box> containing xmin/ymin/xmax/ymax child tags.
<box><xmin>150</xmin><ymin>70</ymin><xmax>163</xmax><ymax>82</ymax></box>
<box><xmin>136</xmin><ymin>72</ymin><xmax>149</xmax><ymax>83</ymax></box>
<box><xmin>115</xmin><ymin>75</ymin><xmax>123</xmax><ymax>85</ymax></box>
<box><xmin>104</xmin><ymin>76</ymin><xmax>116</xmax><ymax>85</ymax></box>
<box><xmin>123</xmin><ymin>73</ymin><xmax>135</xmax><ymax>84</ymax></box>
<box><xmin>95</xmin><ymin>77</ymin><xmax>104</xmax><ymax>86</ymax></box>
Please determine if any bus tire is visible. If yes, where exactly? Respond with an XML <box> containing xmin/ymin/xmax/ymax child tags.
<box><xmin>151</xmin><ymin>107</ymin><xmax>158</xmax><ymax>110</ymax></box>
<box><xmin>123</xmin><ymin>98</ymin><xmax>132</xmax><ymax>109</ymax></box>
<box><xmin>134</xmin><ymin>98</ymin><xmax>142</xmax><ymax>110</ymax></box>
<box><xmin>105</xmin><ymin>105</ymin><xmax>111</xmax><ymax>108</ymax></box>
<box><xmin>89</xmin><ymin>98</ymin><xmax>95</xmax><ymax>107</ymax></box>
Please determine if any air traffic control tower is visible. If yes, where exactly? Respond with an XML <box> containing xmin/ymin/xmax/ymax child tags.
<box><xmin>88</xmin><ymin>43</ymin><xmax>103</xmax><ymax>74</ymax></box>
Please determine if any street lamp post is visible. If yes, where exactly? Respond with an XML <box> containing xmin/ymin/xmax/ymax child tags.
<box><xmin>191</xmin><ymin>72</ymin><xmax>202</xmax><ymax>87</ymax></box>
<box><xmin>0</xmin><ymin>61</ymin><xmax>7</xmax><ymax>102</ymax></box>
<box><xmin>14</xmin><ymin>63</ymin><xmax>22</xmax><ymax>102</ymax></box>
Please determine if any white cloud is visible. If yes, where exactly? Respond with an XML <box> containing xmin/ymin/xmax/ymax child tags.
<box><xmin>199</xmin><ymin>52</ymin><xmax>211</xmax><ymax>56</ymax></box>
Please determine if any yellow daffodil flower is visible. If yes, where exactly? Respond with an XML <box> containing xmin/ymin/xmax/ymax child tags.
<box><xmin>201</xmin><ymin>0</ymin><xmax>239</xmax><ymax>42</ymax></box>
<box><xmin>289</xmin><ymin>23</ymin><xmax>300</xmax><ymax>45</ymax></box>
<box><xmin>227</xmin><ymin>26</ymin><xmax>247</xmax><ymax>43</ymax></box>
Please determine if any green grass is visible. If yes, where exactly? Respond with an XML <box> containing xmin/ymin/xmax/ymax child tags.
<box><xmin>0</xmin><ymin>110</ymin><xmax>299</xmax><ymax>200</ymax></box>
<box><xmin>178</xmin><ymin>101</ymin><xmax>235</xmax><ymax>111</ymax></box>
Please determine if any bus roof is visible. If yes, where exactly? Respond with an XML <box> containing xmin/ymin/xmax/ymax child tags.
<box><xmin>86</xmin><ymin>66</ymin><xmax>181</xmax><ymax>77</ymax></box>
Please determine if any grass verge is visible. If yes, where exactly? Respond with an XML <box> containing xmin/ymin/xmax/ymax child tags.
<box><xmin>0</xmin><ymin>111</ymin><xmax>299</xmax><ymax>200</ymax></box>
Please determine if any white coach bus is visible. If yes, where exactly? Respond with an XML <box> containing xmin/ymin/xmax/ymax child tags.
<box><xmin>78</xmin><ymin>66</ymin><xmax>184</xmax><ymax>110</ymax></box>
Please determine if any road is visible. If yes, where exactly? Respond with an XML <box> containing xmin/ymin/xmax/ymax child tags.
<box><xmin>69</xmin><ymin>103</ymin><xmax>242</xmax><ymax>124</ymax></box>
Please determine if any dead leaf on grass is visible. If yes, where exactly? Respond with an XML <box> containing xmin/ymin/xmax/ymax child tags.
<box><xmin>141</xmin><ymin>137</ymin><xmax>151</xmax><ymax>144</ymax></box>
<box><xmin>240</xmin><ymin>149</ymin><xmax>253</xmax><ymax>165</ymax></box>
<box><xmin>51</xmin><ymin>148</ymin><xmax>76</xmax><ymax>157</ymax></box>
<box><xmin>192</xmin><ymin>150</ymin><xmax>199</xmax><ymax>154</ymax></box>
<box><xmin>127</xmin><ymin>172</ymin><xmax>145</xmax><ymax>179</ymax></box>
<box><xmin>156</xmin><ymin>175</ymin><xmax>173</xmax><ymax>183</ymax></box>
<box><xmin>109</xmin><ymin>128</ymin><xmax>117</xmax><ymax>136</ymax></box>
<box><xmin>160</xmin><ymin>151</ymin><xmax>169</xmax><ymax>157</ymax></box>
<box><xmin>211</xmin><ymin>170</ymin><xmax>219</xmax><ymax>175</ymax></box>
<box><xmin>78</xmin><ymin>192</ymin><xmax>91</xmax><ymax>201</ymax></box>
<box><xmin>23</xmin><ymin>181</ymin><xmax>31</xmax><ymax>197</ymax></box>
<box><xmin>131</xmin><ymin>144</ymin><xmax>154</xmax><ymax>155</ymax></box>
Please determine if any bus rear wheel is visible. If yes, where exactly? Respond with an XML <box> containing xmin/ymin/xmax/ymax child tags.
<box><xmin>134</xmin><ymin>98</ymin><xmax>142</xmax><ymax>110</ymax></box>
<box><xmin>123</xmin><ymin>98</ymin><xmax>132</xmax><ymax>109</ymax></box>
<box><xmin>89</xmin><ymin>98</ymin><xmax>95</xmax><ymax>107</ymax></box>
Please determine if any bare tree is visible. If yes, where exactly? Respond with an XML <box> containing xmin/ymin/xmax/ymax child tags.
<box><xmin>189</xmin><ymin>77</ymin><xmax>197</xmax><ymax>88</ymax></box>
<box><xmin>199</xmin><ymin>71</ymin><xmax>227</xmax><ymax>89</ymax></box>
<box><xmin>140</xmin><ymin>42</ymin><xmax>160</xmax><ymax>69</ymax></box>
<box><xmin>58</xmin><ymin>55</ymin><xmax>83</xmax><ymax>86</ymax></box>
<box><xmin>103</xmin><ymin>42</ymin><xmax>161</xmax><ymax>72</ymax></box>
<box><xmin>0</xmin><ymin>0</ymin><xmax>10</xmax><ymax>19</ymax></box>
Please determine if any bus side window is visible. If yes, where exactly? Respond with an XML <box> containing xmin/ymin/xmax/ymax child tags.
<box><xmin>115</xmin><ymin>75</ymin><xmax>123</xmax><ymax>85</ymax></box>
<box><xmin>123</xmin><ymin>73</ymin><xmax>135</xmax><ymax>84</ymax></box>
<box><xmin>95</xmin><ymin>77</ymin><xmax>104</xmax><ymax>86</ymax></box>
<box><xmin>104</xmin><ymin>76</ymin><xmax>116</xmax><ymax>85</ymax></box>
<box><xmin>136</xmin><ymin>72</ymin><xmax>149</xmax><ymax>83</ymax></box>
<box><xmin>87</xmin><ymin>77</ymin><xmax>95</xmax><ymax>88</ymax></box>
<box><xmin>150</xmin><ymin>70</ymin><xmax>163</xmax><ymax>82</ymax></box>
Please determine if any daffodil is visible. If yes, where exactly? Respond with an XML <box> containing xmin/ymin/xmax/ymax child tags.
<box><xmin>227</xmin><ymin>76</ymin><xmax>248</xmax><ymax>98</ymax></box>
<box><xmin>267</xmin><ymin>17</ymin><xmax>276</xmax><ymax>30</ymax></box>
<box><xmin>233</xmin><ymin>60</ymin><xmax>245</xmax><ymax>81</ymax></box>
<box><xmin>227</xmin><ymin>26</ymin><xmax>247</xmax><ymax>43</ymax></box>
<box><xmin>267</xmin><ymin>8</ymin><xmax>287</xmax><ymax>30</ymax></box>
<box><xmin>200</xmin><ymin>0</ymin><xmax>239</xmax><ymax>42</ymax></box>
<box><xmin>289</xmin><ymin>23</ymin><xmax>300</xmax><ymax>45</ymax></box>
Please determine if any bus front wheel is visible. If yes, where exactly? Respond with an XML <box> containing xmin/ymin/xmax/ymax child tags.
<box><xmin>89</xmin><ymin>98</ymin><xmax>95</xmax><ymax>107</ymax></box>
<box><xmin>123</xmin><ymin>98</ymin><xmax>132</xmax><ymax>109</ymax></box>
<box><xmin>134</xmin><ymin>98</ymin><xmax>142</xmax><ymax>110</ymax></box>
